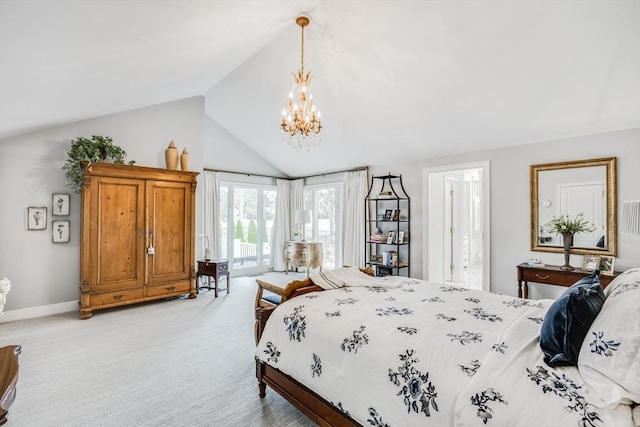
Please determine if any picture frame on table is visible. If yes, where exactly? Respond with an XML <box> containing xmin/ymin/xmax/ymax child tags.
<box><xmin>582</xmin><ymin>254</ymin><xmax>601</xmax><ymax>271</ymax></box>
<box><xmin>392</xmin><ymin>209</ymin><xmax>400</xmax><ymax>221</ymax></box>
<box><xmin>52</xmin><ymin>193</ymin><xmax>70</xmax><ymax>216</ymax></box>
<box><xmin>52</xmin><ymin>220</ymin><xmax>70</xmax><ymax>243</ymax></box>
<box><xmin>27</xmin><ymin>207</ymin><xmax>47</xmax><ymax>230</ymax></box>
<box><xmin>383</xmin><ymin>209</ymin><xmax>392</xmax><ymax>221</ymax></box>
<box><xmin>387</xmin><ymin>231</ymin><xmax>395</xmax><ymax>244</ymax></box>
<box><xmin>599</xmin><ymin>256</ymin><xmax>615</xmax><ymax>276</ymax></box>
<box><xmin>397</xmin><ymin>231</ymin><xmax>405</xmax><ymax>244</ymax></box>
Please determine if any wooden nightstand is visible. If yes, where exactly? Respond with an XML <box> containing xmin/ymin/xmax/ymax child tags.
<box><xmin>516</xmin><ymin>263</ymin><xmax>619</xmax><ymax>299</ymax></box>
<box><xmin>197</xmin><ymin>259</ymin><xmax>230</xmax><ymax>297</ymax></box>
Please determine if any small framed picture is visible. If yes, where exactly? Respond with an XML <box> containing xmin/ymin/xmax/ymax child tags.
<box><xmin>52</xmin><ymin>193</ymin><xmax>70</xmax><ymax>216</ymax></box>
<box><xmin>387</xmin><ymin>231</ymin><xmax>395</xmax><ymax>244</ymax></box>
<box><xmin>392</xmin><ymin>209</ymin><xmax>400</xmax><ymax>221</ymax></box>
<box><xmin>582</xmin><ymin>254</ymin><xmax>600</xmax><ymax>271</ymax></box>
<box><xmin>383</xmin><ymin>209</ymin><xmax>392</xmax><ymax>221</ymax></box>
<box><xmin>27</xmin><ymin>207</ymin><xmax>47</xmax><ymax>230</ymax></box>
<box><xmin>397</xmin><ymin>231</ymin><xmax>405</xmax><ymax>244</ymax></box>
<box><xmin>52</xmin><ymin>220</ymin><xmax>70</xmax><ymax>243</ymax></box>
<box><xmin>599</xmin><ymin>256</ymin><xmax>615</xmax><ymax>276</ymax></box>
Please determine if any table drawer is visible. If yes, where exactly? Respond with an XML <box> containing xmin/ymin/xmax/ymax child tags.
<box><xmin>91</xmin><ymin>288</ymin><xmax>144</xmax><ymax>307</ymax></box>
<box><xmin>146</xmin><ymin>281</ymin><xmax>191</xmax><ymax>297</ymax></box>
<box><xmin>217</xmin><ymin>263</ymin><xmax>228</xmax><ymax>273</ymax></box>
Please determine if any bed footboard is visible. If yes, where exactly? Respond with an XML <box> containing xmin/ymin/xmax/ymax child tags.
<box><xmin>256</xmin><ymin>360</ymin><xmax>361</xmax><ymax>427</ymax></box>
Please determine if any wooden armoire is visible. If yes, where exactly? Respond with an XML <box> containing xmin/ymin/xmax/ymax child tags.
<box><xmin>79</xmin><ymin>163</ymin><xmax>198</xmax><ymax>319</ymax></box>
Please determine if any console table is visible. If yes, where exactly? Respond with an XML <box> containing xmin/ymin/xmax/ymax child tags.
<box><xmin>516</xmin><ymin>263</ymin><xmax>619</xmax><ymax>299</ymax></box>
<box><xmin>284</xmin><ymin>241</ymin><xmax>323</xmax><ymax>276</ymax></box>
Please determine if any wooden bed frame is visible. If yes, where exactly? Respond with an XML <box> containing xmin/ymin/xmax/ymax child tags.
<box><xmin>254</xmin><ymin>268</ymin><xmax>374</xmax><ymax>427</ymax></box>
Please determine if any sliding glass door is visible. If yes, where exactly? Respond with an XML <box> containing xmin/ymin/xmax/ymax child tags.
<box><xmin>304</xmin><ymin>183</ymin><xmax>343</xmax><ymax>269</ymax></box>
<box><xmin>220</xmin><ymin>182</ymin><xmax>276</xmax><ymax>275</ymax></box>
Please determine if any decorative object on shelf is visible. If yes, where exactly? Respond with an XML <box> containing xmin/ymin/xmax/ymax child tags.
<box><xmin>52</xmin><ymin>220</ymin><xmax>70</xmax><ymax>243</ymax></box>
<box><xmin>165</xmin><ymin>140</ymin><xmax>179</xmax><ymax>170</ymax></box>
<box><xmin>280</xmin><ymin>14</ymin><xmax>322</xmax><ymax>151</ymax></box>
<box><xmin>63</xmin><ymin>135</ymin><xmax>133</xmax><ymax>193</ymax></box>
<box><xmin>543</xmin><ymin>213</ymin><xmax>596</xmax><ymax>270</ymax></box>
<box><xmin>620</xmin><ymin>200</ymin><xmax>640</xmax><ymax>235</ymax></box>
<box><xmin>599</xmin><ymin>256</ymin><xmax>615</xmax><ymax>276</ymax></box>
<box><xmin>180</xmin><ymin>147</ymin><xmax>189</xmax><ymax>171</ymax></box>
<box><xmin>294</xmin><ymin>209</ymin><xmax>312</xmax><ymax>241</ymax></box>
<box><xmin>582</xmin><ymin>254</ymin><xmax>601</xmax><ymax>271</ymax></box>
<box><xmin>27</xmin><ymin>207</ymin><xmax>47</xmax><ymax>230</ymax></box>
<box><xmin>52</xmin><ymin>193</ymin><xmax>70</xmax><ymax>216</ymax></box>
<box><xmin>0</xmin><ymin>277</ymin><xmax>11</xmax><ymax>316</ymax></box>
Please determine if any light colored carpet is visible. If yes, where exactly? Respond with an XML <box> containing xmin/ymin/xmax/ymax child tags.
<box><xmin>0</xmin><ymin>272</ymin><xmax>317</xmax><ymax>427</ymax></box>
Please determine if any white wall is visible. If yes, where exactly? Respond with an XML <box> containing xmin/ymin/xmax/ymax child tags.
<box><xmin>370</xmin><ymin>128</ymin><xmax>640</xmax><ymax>299</ymax></box>
<box><xmin>204</xmin><ymin>117</ymin><xmax>285</xmax><ymax>177</ymax></box>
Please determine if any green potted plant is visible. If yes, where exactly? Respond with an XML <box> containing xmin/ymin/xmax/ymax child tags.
<box><xmin>63</xmin><ymin>135</ymin><xmax>134</xmax><ymax>193</ymax></box>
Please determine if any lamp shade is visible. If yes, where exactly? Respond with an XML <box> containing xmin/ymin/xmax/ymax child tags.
<box><xmin>295</xmin><ymin>209</ymin><xmax>312</xmax><ymax>225</ymax></box>
<box><xmin>621</xmin><ymin>200</ymin><xmax>640</xmax><ymax>235</ymax></box>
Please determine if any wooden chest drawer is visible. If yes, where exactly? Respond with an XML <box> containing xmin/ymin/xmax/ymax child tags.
<box><xmin>91</xmin><ymin>288</ymin><xmax>144</xmax><ymax>307</ymax></box>
<box><xmin>146</xmin><ymin>281</ymin><xmax>191</xmax><ymax>297</ymax></box>
<box><xmin>520</xmin><ymin>269</ymin><xmax>573</xmax><ymax>286</ymax></box>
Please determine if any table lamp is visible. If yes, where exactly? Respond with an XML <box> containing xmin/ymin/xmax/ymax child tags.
<box><xmin>295</xmin><ymin>209</ymin><xmax>312</xmax><ymax>241</ymax></box>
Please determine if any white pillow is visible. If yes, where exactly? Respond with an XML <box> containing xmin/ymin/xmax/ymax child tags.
<box><xmin>578</xmin><ymin>268</ymin><xmax>640</xmax><ymax>406</ymax></box>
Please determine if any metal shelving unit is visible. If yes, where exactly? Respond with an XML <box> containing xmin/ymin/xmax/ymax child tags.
<box><xmin>364</xmin><ymin>174</ymin><xmax>410</xmax><ymax>277</ymax></box>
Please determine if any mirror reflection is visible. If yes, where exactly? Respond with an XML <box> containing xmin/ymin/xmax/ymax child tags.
<box><xmin>530</xmin><ymin>157</ymin><xmax>617</xmax><ymax>256</ymax></box>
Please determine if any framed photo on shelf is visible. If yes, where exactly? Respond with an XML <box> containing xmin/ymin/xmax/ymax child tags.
<box><xmin>27</xmin><ymin>207</ymin><xmax>47</xmax><ymax>230</ymax></box>
<box><xmin>383</xmin><ymin>209</ymin><xmax>392</xmax><ymax>221</ymax></box>
<box><xmin>582</xmin><ymin>254</ymin><xmax>600</xmax><ymax>271</ymax></box>
<box><xmin>599</xmin><ymin>256</ymin><xmax>615</xmax><ymax>276</ymax></box>
<box><xmin>397</xmin><ymin>231</ymin><xmax>405</xmax><ymax>244</ymax></box>
<box><xmin>52</xmin><ymin>220</ymin><xmax>70</xmax><ymax>243</ymax></box>
<box><xmin>387</xmin><ymin>231</ymin><xmax>395</xmax><ymax>244</ymax></box>
<box><xmin>52</xmin><ymin>193</ymin><xmax>70</xmax><ymax>216</ymax></box>
<box><xmin>392</xmin><ymin>209</ymin><xmax>400</xmax><ymax>221</ymax></box>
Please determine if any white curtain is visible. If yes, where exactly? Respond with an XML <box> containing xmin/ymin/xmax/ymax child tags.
<box><xmin>271</xmin><ymin>179</ymin><xmax>291</xmax><ymax>271</ymax></box>
<box><xmin>203</xmin><ymin>171</ymin><xmax>222</xmax><ymax>259</ymax></box>
<box><xmin>342</xmin><ymin>169</ymin><xmax>368</xmax><ymax>267</ymax></box>
<box><xmin>289</xmin><ymin>179</ymin><xmax>305</xmax><ymax>236</ymax></box>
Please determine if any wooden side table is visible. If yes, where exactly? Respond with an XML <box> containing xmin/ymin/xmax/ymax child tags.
<box><xmin>197</xmin><ymin>259</ymin><xmax>230</xmax><ymax>297</ymax></box>
<box><xmin>516</xmin><ymin>262</ymin><xmax>619</xmax><ymax>299</ymax></box>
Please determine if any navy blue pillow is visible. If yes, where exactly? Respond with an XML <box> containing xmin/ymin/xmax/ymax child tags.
<box><xmin>539</xmin><ymin>271</ymin><xmax>605</xmax><ymax>367</ymax></box>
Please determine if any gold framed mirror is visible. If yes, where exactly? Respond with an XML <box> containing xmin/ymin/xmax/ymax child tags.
<box><xmin>530</xmin><ymin>157</ymin><xmax>617</xmax><ymax>256</ymax></box>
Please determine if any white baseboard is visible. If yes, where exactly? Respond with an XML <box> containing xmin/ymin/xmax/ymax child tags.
<box><xmin>0</xmin><ymin>300</ymin><xmax>78</xmax><ymax>323</ymax></box>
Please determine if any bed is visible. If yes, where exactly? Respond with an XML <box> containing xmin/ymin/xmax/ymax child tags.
<box><xmin>254</xmin><ymin>267</ymin><xmax>639</xmax><ymax>426</ymax></box>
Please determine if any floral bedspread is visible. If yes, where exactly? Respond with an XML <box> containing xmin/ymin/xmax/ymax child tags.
<box><xmin>255</xmin><ymin>278</ymin><xmax>633</xmax><ymax>426</ymax></box>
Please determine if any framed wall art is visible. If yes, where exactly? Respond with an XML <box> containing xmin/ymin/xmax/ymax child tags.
<box><xmin>52</xmin><ymin>193</ymin><xmax>70</xmax><ymax>216</ymax></box>
<box><xmin>27</xmin><ymin>207</ymin><xmax>47</xmax><ymax>230</ymax></box>
<box><xmin>52</xmin><ymin>220</ymin><xmax>70</xmax><ymax>243</ymax></box>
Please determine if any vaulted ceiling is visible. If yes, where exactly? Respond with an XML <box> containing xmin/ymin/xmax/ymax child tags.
<box><xmin>1</xmin><ymin>0</ymin><xmax>638</xmax><ymax>177</ymax></box>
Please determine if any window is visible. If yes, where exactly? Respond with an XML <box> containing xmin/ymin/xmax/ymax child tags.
<box><xmin>220</xmin><ymin>182</ymin><xmax>276</xmax><ymax>274</ymax></box>
<box><xmin>304</xmin><ymin>183</ymin><xmax>343</xmax><ymax>269</ymax></box>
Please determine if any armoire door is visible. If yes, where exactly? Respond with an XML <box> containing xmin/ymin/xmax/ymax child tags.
<box><xmin>146</xmin><ymin>180</ymin><xmax>192</xmax><ymax>285</ymax></box>
<box><xmin>88</xmin><ymin>176</ymin><xmax>146</xmax><ymax>292</ymax></box>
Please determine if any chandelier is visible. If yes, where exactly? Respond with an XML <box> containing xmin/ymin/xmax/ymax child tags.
<box><xmin>281</xmin><ymin>15</ymin><xmax>322</xmax><ymax>151</ymax></box>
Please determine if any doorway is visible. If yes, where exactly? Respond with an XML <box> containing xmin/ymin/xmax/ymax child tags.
<box><xmin>422</xmin><ymin>161</ymin><xmax>490</xmax><ymax>291</ymax></box>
